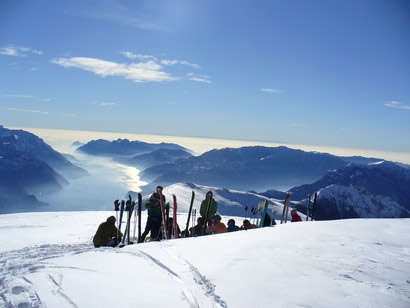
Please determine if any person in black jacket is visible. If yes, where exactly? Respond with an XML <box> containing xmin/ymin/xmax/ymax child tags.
<box><xmin>141</xmin><ymin>190</ymin><xmax>167</xmax><ymax>242</ymax></box>
<box><xmin>93</xmin><ymin>216</ymin><xmax>122</xmax><ymax>248</ymax></box>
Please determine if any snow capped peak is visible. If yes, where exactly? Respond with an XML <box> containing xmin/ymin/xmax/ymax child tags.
<box><xmin>368</xmin><ymin>160</ymin><xmax>385</xmax><ymax>166</ymax></box>
<box><xmin>316</xmin><ymin>184</ymin><xmax>408</xmax><ymax>219</ymax></box>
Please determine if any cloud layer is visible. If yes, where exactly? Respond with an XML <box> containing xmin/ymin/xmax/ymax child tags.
<box><xmin>52</xmin><ymin>57</ymin><xmax>176</xmax><ymax>83</ymax></box>
<box><xmin>385</xmin><ymin>101</ymin><xmax>410</xmax><ymax>110</ymax></box>
<box><xmin>261</xmin><ymin>88</ymin><xmax>284</xmax><ymax>94</ymax></box>
<box><xmin>52</xmin><ymin>53</ymin><xmax>209</xmax><ymax>84</ymax></box>
<box><xmin>0</xmin><ymin>45</ymin><xmax>43</xmax><ymax>57</ymax></box>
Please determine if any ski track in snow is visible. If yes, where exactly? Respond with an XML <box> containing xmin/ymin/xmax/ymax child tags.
<box><xmin>0</xmin><ymin>243</ymin><xmax>94</xmax><ymax>308</ymax></box>
<box><xmin>160</xmin><ymin>244</ymin><xmax>228</xmax><ymax>308</ymax></box>
<box><xmin>117</xmin><ymin>245</ymin><xmax>227</xmax><ymax>308</ymax></box>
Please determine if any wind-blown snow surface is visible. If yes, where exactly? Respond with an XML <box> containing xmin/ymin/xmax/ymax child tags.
<box><xmin>1</xmin><ymin>213</ymin><xmax>409</xmax><ymax>307</ymax></box>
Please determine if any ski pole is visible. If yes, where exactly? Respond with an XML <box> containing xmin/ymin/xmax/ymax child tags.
<box><xmin>114</xmin><ymin>200</ymin><xmax>120</xmax><ymax>244</ymax></box>
<box><xmin>137</xmin><ymin>193</ymin><xmax>142</xmax><ymax>243</ymax></box>
<box><xmin>184</xmin><ymin>191</ymin><xmax>195</xmax><ymax>238</ymax></box>
<box><xmin>311</xmin><ymin>192</ymin><xmax>317</xmax><ymax>221</ymax></box>
<box><xmin>192</xmin><ymin>209</ymin><xmax>196</xmax><ymax>237</ymax></box>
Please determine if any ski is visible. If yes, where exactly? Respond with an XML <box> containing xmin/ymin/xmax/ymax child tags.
<box><xmin>310</xmin><ymin>192</ymin><xmax>318</xmax><ymax>221</ymax></box>
<box><xmin>172</xmin><ymin>194</ymin><xmax>178</xmax><ymax>239</ymax></box>
<box><xmin>280</xmin><ymin>193</ymin><xmax>291</xmax><ymax>224</ymax></box>
<box><xmin>137</xmin><ymin>193</ymin><xmax>142</xmax><ymax>243</ymax></box>
<box><xmin>306</xmin><ymin>194</ymin><xmax>311</xmax><ymax>221</ymax></box>
<box><xmin>114</xmin><ymin>200</ymin><xmax>120</xmax><ymax>244</ymax></box>
<box><xmin>120</xmin><ymin>195</ymin><xmax>136</xmax><ymax>246</ymax></box>
<box><xmin>256</xmin><ymin>201</ymin><xmax>263</xmax><ymax>226</ymax></box>
<box><xmin>158</xmin><ymin>187</ymin><xmax>169</xmax><ymax>240</ymax></box>
<box><xmin>183</xmin><ymin>191</ymin><xmax>195</xmax><ymax>238</ymax></box>
<box><xmin>118</xmin><ymin>200</ymin><xmax>125</xmax><ymax>233</ymax></box>
<box><xmin>259</xmin><ymin>199</ymin><xmax>268</xmax><ymax>228</ymax></box>
<box><xmin>202</xmin><ymin>191</ymin><xmax>214</xmax><ymax>236</ymax></box>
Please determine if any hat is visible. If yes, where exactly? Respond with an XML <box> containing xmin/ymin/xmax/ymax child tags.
<box><xmin>106</xmin><ymin>216</ymin><xmax>116</xmax><ymax>224</ymax></box>
<box><xmin>213</xmin><ymin>214</ymin><xmax>222</xmax><ymax>222</ymax></box>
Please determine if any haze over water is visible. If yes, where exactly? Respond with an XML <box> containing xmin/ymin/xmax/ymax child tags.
<box><xmin>22</xmin><ymin>127</ymin><xmax>410</xmax><ymax>164</ymax></box>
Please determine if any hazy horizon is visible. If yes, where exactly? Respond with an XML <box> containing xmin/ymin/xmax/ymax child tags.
<box><xmin>14</xmin><ymin>126</ymin><xmax>410</xmax><ymax>165</ymax></box>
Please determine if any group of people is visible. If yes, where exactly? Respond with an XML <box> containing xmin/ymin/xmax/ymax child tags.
<box><xmin>93</xmin><ymin>187</ymin><xmax>303</xmax><ymax>248</ymax></box>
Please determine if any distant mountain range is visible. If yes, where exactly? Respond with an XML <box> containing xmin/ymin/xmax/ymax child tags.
<box><xmin>77</xmin><ymin>138</ymin><xmax>189</xmax><ymax>156</ymax></box>
<box><xmin>140</xmin><ymin>146</ymin><xmax>347</xmax><ymax>191</ymax></box>
<box><xmin>290</xmin><ymin>161</ymin><xmax>410</xmax><ymax>219</ymax></box>
<box><xmin>0</xmin><ymin>125</ymin><xmax>87</xmax><ymax>213</ymax></box>
<box><xmin>125</xmin><ymin>148</ymin><xmax>192</xmax><ymax>169</ymax></box>
<box><xmin>4</xmin><ymin>127</ymin><xmax>409</xmax><ymax>220</ymax></box>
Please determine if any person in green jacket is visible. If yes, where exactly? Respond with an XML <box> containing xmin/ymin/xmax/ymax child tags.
<box><xmin>200</xmin><ymin>191</ymin><xmax>218</xmax><ymax>232</ymax></box>
<box><xmin>93</xmin><ymin>216</ymin><xmax>122</xmax><ymax>248</ymax></box>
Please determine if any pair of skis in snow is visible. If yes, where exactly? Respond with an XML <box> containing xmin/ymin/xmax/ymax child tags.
<box><xmin>114</xmin><ymin>193</ymin><xmax>142</xmax><ymax>247</ymax></box>
<box><xmin>157</xmin><ymin>187</ymin><xmax>193</xmax><ymax>240</ymax></box>
<box><xmin>280</xmin><ymin>193</ymin><xmax>292</xmax><ymax>224</ymax></box>
<box><xmin>306</xmin><ymin>192</ymin><xmax>317</xmax><ymax>221</ymax></box>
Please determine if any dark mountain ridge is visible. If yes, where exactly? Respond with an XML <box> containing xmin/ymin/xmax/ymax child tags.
<box><xmin>140</xmin><ymin>146</ymin><xmax>347</xmax><ymax>191</ymax></box>
<box><xmin>0</xmin><ymin>125</ymin><xmax>86</xmax><ymax>212</ymax></box>
<box><xmin>77</xmin><ymin>138</ymin><xmax>189</xmax><ymax>157</ymax></box>
<box><xmin>290</xmin><ymin>161</ymin><xmax>410</xmax><ymax>208</ymax></box>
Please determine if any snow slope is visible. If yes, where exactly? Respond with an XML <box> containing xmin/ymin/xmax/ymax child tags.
<box><xmin>316</xmin><ymin>184</ymin><xmax>409</xmax><ymax>219</ymax></box>
<box><xmin>157</xmin><ymin>182</ymin><xmax>294</xmax><ymax>220</ymax></box>
<box><xmin>1</xmin><ymin>212</ymin><xmax>409</xmax><ymax>308</ymax></box>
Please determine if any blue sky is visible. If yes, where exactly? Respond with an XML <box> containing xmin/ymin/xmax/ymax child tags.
<box><xmin>0</xmin><ymin>0</ymin><xmax>409</xmax><ymax>153</ymax></box>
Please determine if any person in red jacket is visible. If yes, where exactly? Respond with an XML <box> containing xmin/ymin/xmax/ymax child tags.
<box><xmin>291</xmin><ymin>209</ymin><xmax>302</xmax><ymax>222</ymax></box>
<box><xmin>206</xmin><ymin>215</ymin><xmax>227</xmax><ymax>234</ymax></box>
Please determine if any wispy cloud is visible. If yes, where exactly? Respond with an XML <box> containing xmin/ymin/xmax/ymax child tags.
<box><xmin>0</xmin><ymin>45</ymin><xmax>43</xmax><ymax>57</ymax></box>
<box><xmin>4</xmin><ymin>107</ymin><xmax>49</xmax><ymax>114</ymax></box>
<box><xmin>52</xmin><ymin>57</ymin><xmax>177</xmax><ymax>83</ymax></box>
<box><xmin>91</xmin><ymin>101</ymin><xmax>118</xmax><ymax>106</ymax></box>
<box><xmin>385</xmin><ymin>101</ymin><xmax>410</xmax><ymax>110</ymax></box>
<box><xmin>57</xmin><ymin>112</ymin><xmax>76</xmax><ymax>117</ymax></box>
<box><xmin>187</xmin><ymin>72</ymin><xmax>212</xmax><ymax>83</ymax></box>
<box><xmin>160</xmin><ymin>59</ymin><xmax>201</xmax><ymax>69</ymax></box>
<box><xmin>2</xmin><ymin>94</ymin><xmax>35</xmax><ymax>98</ymax></box>
<box><xmin>1</xmin><ymin>94</ymin><xmax>53</xmax><ymax>102</ymax></box>
<box><xmin>261</xmin><ymin>88</ymin><xmax>284</xmax><ymax>94</ymax></box>
<box><xmin>120</xmin><ymin>51</ymin><xmax>157</xmax><ymax>61</ymax></box>
<box><xmin>120</xmin><ymin>51</ymin><xmax>200</xmax><ymax>69</ymax></box>
<box><xmin>70</xmin><ymin>2</ymin><xmax>162</xmax><ymax>31</ymax></box>
<box><xmin>290</xmin><ymin>123</ymin><xmax>309</xmax><ymax>128</ymax></box>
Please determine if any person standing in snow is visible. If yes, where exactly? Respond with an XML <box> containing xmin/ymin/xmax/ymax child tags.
<box><xmin>141</xmin><ymin>190</ymin><xmax>167</xmax><ymax>242</ymax></box>
<box><xmin>200</xmin><ymin>191</ymin><xmax>218</xmax><ymax>233</ymax></box>
<box><xmin>291</xmin><ymin>209</ymin><xmax>302</xmax><ymax>222</ymax></box>
<box><xmin>227</xmin><ymin>219</ymin><xmax>240</xmax><ymax>232</ymax></box>
<box><xmin>93</xmin><ymin>216</ymin><xmax>122</xmax><ymax>248</ymax></box>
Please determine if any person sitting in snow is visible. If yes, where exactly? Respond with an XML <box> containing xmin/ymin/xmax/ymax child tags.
<box><xmin>190</xmin><ymin>217</ymin><xmax>205</xmax><ymax>237</ymax></box>
<box><xmin>93</xmin><ymin>216</ymin><xmax>122</xmax><ymax>248</ymax></box>
<box><xmin>240</xmin><ymin>219</ymin><xmax>257</xmax><ymax>230</ymax></box>
<box><xmin>141</xmin><ymin>187</ymin><xmax>167</xmax><ymax>242</ymax></box>
<box><xmin>262</xmin><ymin>213</ymin><xmax>276</xmax><ymax>227</ymax></box>
<box><xmin>166</xmin><ymin>217</ymin><xmax>181</xmax><ymax>239</ymax></box>
<box><xmin>291</xmin><ymin>209</ymin><xmax>302</xmax><ymax>222</ymax></box>
<box><xmin>206</xmin><ymin>215</ymin><xmax>227</xmax><ymax>235</ymax></box>
<box><xmin>227</xmin><ymin>219</ymin><xmax>240</xmax><ymax>232</ymax></box>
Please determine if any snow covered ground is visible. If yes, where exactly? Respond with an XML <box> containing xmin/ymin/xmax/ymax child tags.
<box><xmin>1</xmin><ymin>212</ymin><xmax>409</xmax><ymax>308</ymax></box>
